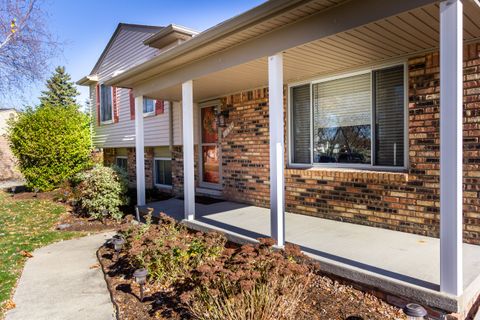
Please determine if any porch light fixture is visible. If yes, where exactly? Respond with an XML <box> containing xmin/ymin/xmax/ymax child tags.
<box><xmin>403</xmin><ymin>303</ymin><xmax>427</xmax><ymax>319</ymax></box>
<box><xmin>112</xmin><ymin>235</ymin><xmax>125</xmax><ymax>260</ymax></box>
<box><xmin>133</xmin><ymin>268</ymin><xmax>148</xmax><ymax>302</ymax></box>
<box><xmin>215</xmin><ymin>107</ymin><xmax>230</xmax><ymax>128</ymax></box>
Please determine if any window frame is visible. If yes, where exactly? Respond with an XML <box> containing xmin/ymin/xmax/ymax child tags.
<box><xmin>143</xmin><ymin>98</ymin><xmax>156</xmax><ymax>117</ymax></box>
<box><xmin>115</xmin><ymin>156</ymin><xmax>128</xmax><ymax>171</ymax></box>
<box><xmin>99</xmin><ymin>84</ymin><xmax>115</xmax><ymax>125</ymax></box>
<box><xmin>153</xmin><ymin>157</ymin><xmax>173</xmax><ymax>189</ymax></box>
<box><xmin>287</xmin><ymin>61</ymin><xmax>409</xmax><ymax>172</ymax></box>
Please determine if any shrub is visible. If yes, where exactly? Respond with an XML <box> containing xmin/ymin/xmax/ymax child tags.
<box><xmin>121</xmin><ymin>213</ymin><xmax>226</xmax><ymax>288</ymax></box>
<box><xmin>8</xmin><ymin>67</ymin><xmax>91</xmax><ymax>191</ymax></box>
<box><xmin>73</xmin><ymin>165</ymin><xmax>128</xmax><ymax>221</ymax></box>
<box><xmin>180</xmin><ymin>239</ymin><xmax>312</xmax><ymax>320</ymax></box>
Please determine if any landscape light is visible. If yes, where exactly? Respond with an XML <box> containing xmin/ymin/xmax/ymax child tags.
<box><xmin>33</xmin><ymin>187</ymin><xmax>39</xmax><ymax>197</ymax></box>
<box><xmin>133</xmin><ymin>268</ymin><xmax>148</xmax><ymax>302</ymax></box>
<box><xmin>10</xmin><ymin>186</ymin><xmax>16</xmax><ymax>197</ymax></box>
<box><xmin>403</xmin><ymin>303</ymin><xmax>427</xmax><ymax>320</ymax></box>
<box><xmin>112</xmin><ymin>236</ymin><xmax>125</xmax><ymax>260</ymax></box>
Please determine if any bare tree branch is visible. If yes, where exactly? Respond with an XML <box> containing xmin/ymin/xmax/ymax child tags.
<box><xmin>0</xmin><ymin>0</ymin><xmax>59</xmax><ymax>104</ymax></box>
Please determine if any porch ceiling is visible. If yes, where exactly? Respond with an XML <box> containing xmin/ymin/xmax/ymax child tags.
<box><xmin>144</xmin><ymin>1</ymin><xmax>480</xmax><ymax>102</ymax></box>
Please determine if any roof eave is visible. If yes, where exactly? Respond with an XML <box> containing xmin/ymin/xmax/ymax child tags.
<box><xmin>76</xmin><ymin>75</ymin><xmax>99</xmax><ymax>86</ymax></box>
<box><xmin>105</xmin><ymin>0</ymin><xmax>309</xmax><ymax>87</ymax></box>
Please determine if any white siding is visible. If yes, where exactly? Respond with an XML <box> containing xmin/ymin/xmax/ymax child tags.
<box><xmin>91</xmin><ymin>25</ymin><xmax>176</xmax><ymax>148</ymax></box>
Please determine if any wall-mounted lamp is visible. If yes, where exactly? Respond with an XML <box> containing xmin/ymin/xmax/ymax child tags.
<box><xmin>215</xmin><ymin>106</ymin><xmax>230</xmax><ymax>128</ymax></box>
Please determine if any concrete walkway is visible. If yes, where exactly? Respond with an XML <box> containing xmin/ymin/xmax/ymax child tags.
<box><xmin>6</xmin><ymin>232</ymin><xmax>115</xmax><ymax>320</ymax></box>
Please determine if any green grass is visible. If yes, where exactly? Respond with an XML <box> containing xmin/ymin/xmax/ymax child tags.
<box><xmin>0</xmin><ymin>191</ymin><xmax>82</xmax><ymax>318</ymax></box>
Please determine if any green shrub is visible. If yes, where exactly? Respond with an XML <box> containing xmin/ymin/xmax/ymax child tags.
<box><xmin>121</xmin><ymin>213</ymin><xmax>226</xmax><ymax>288</ymax></box>
<box><xmin>8</xmin><ymin>104</ymin><xmax>92</xmax><ymax>191</ymax></box>
<box><xmin>73</xmin><ymin>165</ymin><xmax>128</xmax><ymax>221</ymax></box>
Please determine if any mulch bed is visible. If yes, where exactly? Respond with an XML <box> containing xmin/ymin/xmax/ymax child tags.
<box><xmin>57</xmin><ymin>212</ymin><xmax>123</xmax><ymax>232</ymax></box>
<box><xmin>98</xmin><ymin>231</ymin><xmax>406</xmax><ymax>320</ymax></box>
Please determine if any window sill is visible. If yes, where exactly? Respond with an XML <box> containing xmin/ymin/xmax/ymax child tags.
<box><xmin>286</xmin><ymin>165</ymin><xmax>409</xmax><ymax>182</ymax></box>
<box><xmin>100</xmin><ymin>120</ymin><xmax>114</xmax><ymax>125</ymax></box>
<box><xmin>143</xmin><ymin>112</ymin><xmax>155</xmax><ymax>118</ymax></box>
<box><xmin>155</xmin><ymin>184</ymin><xmax>172</xmax><ymax>190</ymax></box>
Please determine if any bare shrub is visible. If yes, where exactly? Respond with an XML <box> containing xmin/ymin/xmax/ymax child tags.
<box><xmin>121</xmin><ymin>213</ymin><xmax>226</xmax><ymax>288</ymax></box>
<box><xmin>181</xmin><ymin>239</ymin><xmax>313</xmax><ymax>320</ymax></box>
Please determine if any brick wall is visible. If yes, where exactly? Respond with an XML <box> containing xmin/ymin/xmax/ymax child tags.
<box><xmin>105</xmin><ymin>147</ymin><xmax>154</xmax><ymax>189</ymax></box>
<box><xmin>169</xmin><ymin>42</ymin><xmax>480</xmax><ymax>244</ymax></box>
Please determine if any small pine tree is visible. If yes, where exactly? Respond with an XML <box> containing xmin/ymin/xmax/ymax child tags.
<box><xmin>39</xmin><ymin>66</ymin><xmax>80</xmax><ymax>107</ymax></box>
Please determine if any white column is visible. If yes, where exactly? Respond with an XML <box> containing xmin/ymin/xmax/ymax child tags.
<box><xmin>440</xmin><ymin>0</ymin><xmax>463</xmax><ymax>296</ymax></box>
<box><xmin>268</xmin><ymin>53</ymin><xmax>285</xmax><ymax>247</ymax></box>
<box><xmin>134</xmin><ymin>95</ymin><xmax>146</xmax><ymax>206</ymax></box>
<box><xmin>182</xmin><ymin>80</ymin><xmax>195</xmax><ymax>221</ymax></box>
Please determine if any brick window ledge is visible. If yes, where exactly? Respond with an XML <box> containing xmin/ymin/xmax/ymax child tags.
<box><xmin>285</xmin><ymin>166</ymin><xmax>410</xmax><ymax>183</ymax></box>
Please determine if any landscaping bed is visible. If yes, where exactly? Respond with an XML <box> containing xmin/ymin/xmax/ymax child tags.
<box><xmin>98</xmin><ymin>215</ymin><xmax>406</xmax><ymax>320</ymax></box>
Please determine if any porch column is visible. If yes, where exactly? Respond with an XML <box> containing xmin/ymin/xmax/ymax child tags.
<box><xmin>440</xmin><ymin>0</ymin><xmax>463</xmax><ymax>296</ymax></box>
<box><xmin>182</xmin><ymin>80</ymin><xmax>195</xmax><ymax>221</ymax></box>
<box><xmin>268</xmin><ymin>53</ymin><xmax>285</xmax><ymax>247</ymax></box>
<box><xmin>134</xmin><ymin>95</ymin><xmax>146</xmax><ymax>206</ymax></box>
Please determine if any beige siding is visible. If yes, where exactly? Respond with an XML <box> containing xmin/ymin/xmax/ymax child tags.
<box><xmin>171</xmin><ymin>101</ymin><xmax>200</xmax><ymax>146</ymax></box>
<box><xmin>91</xmin><ymin>25</ymin><xmax>178</xmax><ymax>148</ymax></box>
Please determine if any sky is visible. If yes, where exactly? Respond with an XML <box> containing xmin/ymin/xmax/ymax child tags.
<box><xmin>11</xmin><ymin>0</ymin><xmax>265</xmax><ymax>109</ymax></box>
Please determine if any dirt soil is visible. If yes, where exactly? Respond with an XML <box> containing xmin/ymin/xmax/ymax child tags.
<box><xmin>98</xmin><ymin>240</ymin><xmax>406</xmax><ymax>320</ymax></box>
<box><xmin>57</xmin><ymin>213</ymin><xmax>122</xmax><ymax>232</ymax></box>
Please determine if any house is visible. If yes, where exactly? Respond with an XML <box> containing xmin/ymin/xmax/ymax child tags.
<box><xmin>0</xmin><ymin>108</ymin><xmax>22</xmax><ymax>181</ymax></box>
<box><xmin>78</xmin><ymin>0</ymin><xmax>480</xmax><ymax>318</ymax></box>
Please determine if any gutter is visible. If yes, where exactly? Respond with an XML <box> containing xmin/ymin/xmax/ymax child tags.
<box><xmin>105</xmin><ymin>0</ymin><xmax>310</xmax><ymax>87</ymax></box>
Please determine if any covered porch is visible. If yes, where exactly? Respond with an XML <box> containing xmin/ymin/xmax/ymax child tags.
<box><xmin>107</xmin><ymin>0</ymin><xmax>480</xmax><ymax>316</ymax></box>
<box><xmin>147</xmin><ymin>197</ymin><xmax>480</xmax><ymax>314</ymax></box>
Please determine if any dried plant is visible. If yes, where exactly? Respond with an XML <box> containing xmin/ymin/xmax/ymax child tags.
<box><xmin>121</xmin><ymin>213</ymin><xmax>226</xmax><ymax>288</ymax></box>
<box><xmin>181</xmin><ymin>239</ymin><xmax>313</xmax><ymax>320</ymax></box>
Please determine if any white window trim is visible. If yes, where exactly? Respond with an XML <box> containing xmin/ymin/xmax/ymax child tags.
<box><xmin>153</xmin><ymin>157</ymin><xmax>173</xmax><ymax>189</ymax></box>
<box><xmin>99</xmin><ymin>85</ymin><xmax>115</xmax><ymax>125</ymax></box>
<box><xmin>143</xmin><ymin>98</ymin><xmax>156</xmax><ymax>117</ymax></box>
<box><xmin>287</xmin><ymin>61</ymin><xmax>409</xmax><ymax>172</ymax></box>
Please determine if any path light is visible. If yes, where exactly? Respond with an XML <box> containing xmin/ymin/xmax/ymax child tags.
<box><xmin>33</xmin><ymin>187</ymin><xmax>39</xmax><ymax>197</ymax></box>
<box><xmin>346</xmin><ymin>317</ymin><xmax>363</xmax><ymax>320</ymax></box>
<box><xmin>403</xmin><ymin>303</ymin><xmax>427</xmax><ymax>320</ymax></box>
<box><xmin>112</xmin><ymin>236</ymin><xmax>125</xmax><ymax>261</ymax></box>
<box><xmin>133</xmin><ymin>268</ymin><xmax>148</xmax><ymax>302</ymax></box>
<box><xmin>10</xmin><ymin>186</ymin><xmax>16</xmax><ymax>197</ymax></box>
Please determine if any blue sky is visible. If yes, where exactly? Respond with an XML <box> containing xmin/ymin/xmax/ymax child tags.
<box><xmin>14</xmin><ymin>0</ymin><xmax>264</xmax><ymax>109</ymax></box>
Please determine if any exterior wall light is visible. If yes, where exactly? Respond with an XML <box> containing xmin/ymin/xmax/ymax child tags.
<box><xmin>215</xmin><ymin>108</ymin><xmax>230</xmax><ymax>128</ymax></box>
<box><xmin>133</xmin><ymin>268</ymin><xmax>148</xmax><ymax>302</ymax></box>
<box><xmin>403</xmin><ymin>303</ymin><xmax>427</xmax><ymax>319</ymax></box>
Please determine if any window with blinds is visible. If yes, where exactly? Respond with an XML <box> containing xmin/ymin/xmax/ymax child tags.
<box><xmin>373</xmin><ymin>65</ymin><xmax>405</xmax><ymax>167</ymax></box>
<box><xmin>291</xmin><ymin>84</ymin><xmax>311</xmax><ymax>164</ymax></box>
<box><xmin>312</xmin><ymin>73</ymin><xmax>371</xmax><ymax>164</ymax></box>
<box><xmin>100</xmin><ymin>84</ymin><xmax>113</xmax><ymax>122</ymax></box>
<box><xmin>289</xmin><ymin>64</ymin><xmax>405</xmax><ymax>169</ymax></box>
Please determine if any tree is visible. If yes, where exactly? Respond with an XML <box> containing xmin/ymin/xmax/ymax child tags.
<box><xmin>39</xmin><ymin>66</ymin><xmax>80</xmax><ymax>107</ymax></box>
<box><xmin>8</xmin><ymin>68</ymin><xmax>91</xmax><ymax>191</ymax></box>
<box><xmin>0</xmin><ymin>0</ymin><xmax>58</xmax><ymax>101</ymax></box>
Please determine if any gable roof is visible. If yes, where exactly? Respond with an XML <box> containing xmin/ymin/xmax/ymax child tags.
<box><xmin>89</xmin><ymin>23</ymin><xmax>163</xmax><ymax>76</ymax></box>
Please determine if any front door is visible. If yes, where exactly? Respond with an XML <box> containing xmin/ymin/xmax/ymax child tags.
<box><xmin>200</xmin><ymin>105</ymin><xmax>221</xmax><ymax>187</ymax></box>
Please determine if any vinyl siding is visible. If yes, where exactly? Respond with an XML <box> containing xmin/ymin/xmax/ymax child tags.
<box><xmin>91</xmin><ymin>25</ymin><xmax>175</xmax><ymax>148</ymax></box>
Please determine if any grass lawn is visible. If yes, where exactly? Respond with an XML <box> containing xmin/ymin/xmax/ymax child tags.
<box><xmin>0</xmin><ymin>191</ymin><xmax>82</xmax><ymax>318</ymax></box>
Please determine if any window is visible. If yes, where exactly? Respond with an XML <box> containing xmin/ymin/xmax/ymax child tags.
<box><xmin>154</xmin><ymin>158</ymin><xmax>172</xmax><ymax>187</ymax></box>
<box><xmin>143</xmin><ymin>98</ymin><xmax>155</xmax><ymax>115</ymax></box>
<box><xmin>100</xmin><ymin>84</ymin><xmax>113</xmax><ymax>122</ymax></box>
<box><xmin>115</xmin><ymin>157</ymin><xmax>127</xmax><ymax>171</ymax></box>
<box><xmin>290</xmin><ymin>64</ymin><xmax>405</xmax><ymax>169</ymax></box>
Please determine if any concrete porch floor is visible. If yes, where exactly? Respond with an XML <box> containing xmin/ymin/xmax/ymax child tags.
<box><xmin>147</xmin><ymin>198</ymin><xmax>480</xmax><ymax>314</ymax></box>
